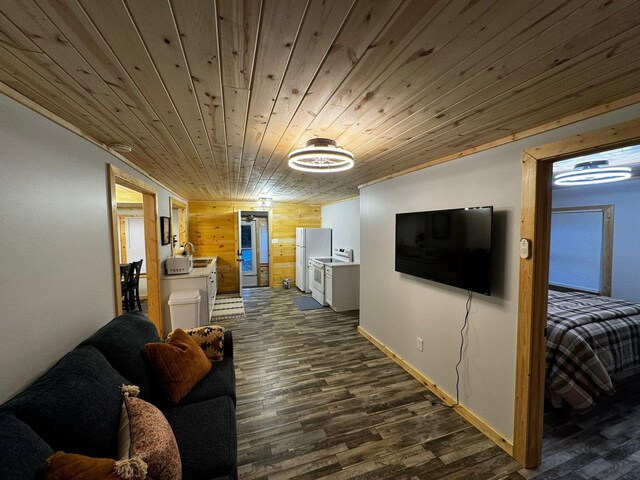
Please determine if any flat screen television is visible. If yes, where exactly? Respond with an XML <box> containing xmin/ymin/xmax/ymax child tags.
<box><xmin>395</xmin><ymin>206</ymin><xmax>493</xmax><ymax>295</ymax></box>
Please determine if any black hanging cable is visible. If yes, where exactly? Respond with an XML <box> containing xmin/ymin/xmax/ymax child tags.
<box><xmin>453</xmin><ymin>290</ymin><xmax>472</xmax><ymax>406</ymax></box>
<box><xmin>431</xmin><ymin>290</ymin><xmax>473</xmax><ymax>408</ymax></box>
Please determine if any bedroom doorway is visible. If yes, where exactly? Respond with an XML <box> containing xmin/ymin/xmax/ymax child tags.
<box><xmin>513</xmin><ymin>119</ymin><xmax>640</xmax><ymax>468</ymax></box>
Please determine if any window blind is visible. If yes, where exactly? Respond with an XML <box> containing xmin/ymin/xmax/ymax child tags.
<box><xmin>549</xmin><ymin>210</ymin><xmax>603</xmax><ymax>293</ymax></box>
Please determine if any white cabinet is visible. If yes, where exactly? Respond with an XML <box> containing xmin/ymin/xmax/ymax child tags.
<box><xmin>161</xmin><ymin>257</ymin><xmax>217</xmax><ymax>334</ymax></box>
<box><xmin>325</xmin><ymin>263</ymin><xmax>359</xmax><ymax>312</ymax></box>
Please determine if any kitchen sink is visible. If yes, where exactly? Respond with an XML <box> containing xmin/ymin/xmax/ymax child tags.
<box><xmin>193</xmin><ymin>258</ymin><xmax>213</xmax><ymax>268</ymax></box>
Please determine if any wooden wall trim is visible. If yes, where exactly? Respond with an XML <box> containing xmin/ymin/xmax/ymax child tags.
<box><xmin>108</xmin><ymin>164</ymin><xmax>162</xmax><ymax>336</ymax></box>
<box><xmin>513</xmin><ymin>119</ymin><xmax>640</xmax><ymax>469</ymax></box>
<box><xmin>513</xmin><ymin>152</ymin><xmax>552</xmax><ymax>468</ymax></box>
<box><xmin>358</xmin><ymin>326</ymin><xmax>514</xmax><ymax>457</ymax></box>
<box><xmin>358</xmin><ymin>94</ymin><xmax>640</xmax><ymax>191</ymax></box>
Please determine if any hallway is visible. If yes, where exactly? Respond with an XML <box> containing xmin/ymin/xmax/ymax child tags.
<box><xmin>215</xmin><ymin>288</ymin><xmax>522</xmax><ymax>479</ymax></box>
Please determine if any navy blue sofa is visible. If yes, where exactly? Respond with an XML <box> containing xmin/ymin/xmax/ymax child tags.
<box><xmin>0</xmin><ymin>312</ymin><xmax>237</xmax><ymax>480</ymax></box>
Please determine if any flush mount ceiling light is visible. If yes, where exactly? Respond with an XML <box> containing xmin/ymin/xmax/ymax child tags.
<box><xmin>554</xmin><ymin>160</ymin><xmax>632</xmax><ymax>186</ymax></box>
<box><xmin>109</xmin><ymin>143</ymin><xmax>133</xmax><ymax>153</ymax></box>
<box><xmin>288</xmin><ymin>138</ymin><xmax>354</xmax><ymax>173</ymax></box>
<box><xmin>257</xmin><ymin>197</ymin><xmax>273</xmax><ymax>207</ymax></box>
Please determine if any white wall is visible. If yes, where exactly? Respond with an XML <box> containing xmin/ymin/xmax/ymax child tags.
<box><xmin>552</xmin><ymin>179</ymin><xmax>640</xmax><ymax>302</ymax></box>
<box><xmin>360</xmin><ymin>103</ymin><xmax>640</xmax><ymax>442</ymax></box>
<box><xmin>321</xmin><ymin>197</ymin><xmax>361</xmax><ymax>262</ymax></box>
<box><xmin>0</xmin><ymin>95</ymin><xmax>184</xmax><ymax>403</ymax></box>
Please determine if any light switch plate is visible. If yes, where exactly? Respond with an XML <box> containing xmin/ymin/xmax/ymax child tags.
<box><xmin>416</xmin><ymin>337</ymin><xmax>423</xmax><ymax>352</ymax></box>
<box><xmin>519</xmin><ymin>238</ymin><xmax>530</xmax><ymax>259</ymax></box>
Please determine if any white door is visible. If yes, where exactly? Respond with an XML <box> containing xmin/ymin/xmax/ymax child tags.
<box><xmin>241</xmin><ymin>219</ymin><xmax>258</xmax><ymax>287</ymax></box>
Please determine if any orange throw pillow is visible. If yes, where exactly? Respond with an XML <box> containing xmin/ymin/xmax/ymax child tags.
<box><xmin>144</xmin><ymin>328</ymin><xmax>212</xmax><ymax>404</ymax></box>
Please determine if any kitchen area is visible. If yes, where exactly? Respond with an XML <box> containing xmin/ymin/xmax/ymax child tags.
<box><xmin>296</xmin><ymin>223</ymin><xmax>361</xmax><ymax>313</ymax></box>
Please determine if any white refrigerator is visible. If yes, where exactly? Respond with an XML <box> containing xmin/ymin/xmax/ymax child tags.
<box><xmin>295</xmin><ymin>227</ymin><xmax>332</xmax><ymax>292</ymax></box>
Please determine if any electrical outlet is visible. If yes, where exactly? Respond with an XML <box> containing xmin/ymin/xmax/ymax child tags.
<box><xmin>416</xmin><ymin>337</ymin><xmax>423</xmax><ymax>352</ymax></box>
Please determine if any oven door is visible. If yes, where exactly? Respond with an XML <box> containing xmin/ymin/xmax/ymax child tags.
<box><xmin>312</xmin><ymin>262</ymin><xmax>325</xmax><ymax>293</ymax></box>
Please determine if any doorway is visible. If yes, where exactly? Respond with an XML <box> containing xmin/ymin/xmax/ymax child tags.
<box><xmin>513</xmin><ymin>118</ymin><xmax>640</xmax><ymax>468</ymax></box>
<box><xmin>237</xmin><ymin>211</ymin><xmax>270</xmax><ymax>291</ymax></box>
<box><xmin>107</xmin><ymin>165</ymin><xmax>162</xmax><ymax>336</ymax></box>
<box><xmin>170</xmin><ymin>197</ymin><xmax>187</xmax><ymax>255</ymax></box>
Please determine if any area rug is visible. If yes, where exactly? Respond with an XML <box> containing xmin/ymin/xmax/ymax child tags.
<box><xmin>211</xmin><ymin>295</ymin><xmax>245</xmax><ymax>320</ymax></box>
<box><xmin>292</xmin><ymin>296</ymin><xmax>324</xmax><ymax>311</ymax></box>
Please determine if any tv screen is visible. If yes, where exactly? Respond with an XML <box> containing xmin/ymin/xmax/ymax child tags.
<box><xmin>395</xmin><ymin>206</ymin><xmax>493</xmax><ymax>295</ymax></box>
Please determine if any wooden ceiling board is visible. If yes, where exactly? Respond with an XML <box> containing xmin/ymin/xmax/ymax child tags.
<box><xmin>0</xmin><ymin>17</ymin><xmax>190</xmax><ymax>192</ymax></box>
<box><xmin>1</xmin><ymin>0</ymin><xmax>640</xmax><ymax>204</ymax></box>
<box><xmin>286</xmin><ymin>0</ymin><xmax>640</xmax><ymax>198</ymax></box>
<box><xmin>238</xmin><ymin>0</ymin><xmax>309</xmax><ymax>198</ymax></box>
<box><xmin>244</xmin><ymin>0</ymin><xmax>404</xmax><ymax>200</ymax></box>
<box><xmin>76</xmin><ymin>0</ymin><xmax>216</xmax><ymax>197</ymax></box>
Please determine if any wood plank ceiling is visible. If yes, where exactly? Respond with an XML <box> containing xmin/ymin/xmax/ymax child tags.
<box><xmin>1</xmin><ymin>0</ymin><xmax>640</xmax><ymax>203</ymax></box>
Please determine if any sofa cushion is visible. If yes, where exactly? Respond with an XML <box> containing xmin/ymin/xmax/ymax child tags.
<box><xmin>119</xmin><ymin>396</ymin><xmax>181</xmax><ymax>480</ymax></box>
<box><xmin>79</xmin><ymin>313</ymin><xmax>160</xmax><ymax>400</ymax></box>
<box><xmin>163</xmin><ymin>396</ymin><xmax>237</xmax><ymax>480</ymax></box>
<box><xmin>144</xmin><ymin>329</ymin><xmax>212</xmax><ymax>404</ymax></box>
<box><xmin>177</xmin><ymin>357</ymin><xmax>236</xmax><ymax>406</ymax></box>
<box><xmin>0</xmin><ymin>346</ymin><xmax>127</xmax><ymax>458</ymax></box>
<box><xmin>46</xmin><ymin>452</ymin><xmax>147</xmax><ymax>480</ymax></box>
<box><xmin>0</xmin><ymin>412</ymin><xmax>53</xmax><ymax>480</ymax></box>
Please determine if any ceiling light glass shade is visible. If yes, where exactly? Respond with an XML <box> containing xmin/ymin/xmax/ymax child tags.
<box><xmin>554</xmin><ymin>160</ymin><xmax>632</xmax><ymax>186</ymax></box>
<box><xmin>257</xmin><ymin>197</ymin><xmax>273</xmax><ymax>207</ymax></box>
<box><xmin>288</xmin><ymin>138</ymin><xmax>354</xmax><ymax>173</ymax></box>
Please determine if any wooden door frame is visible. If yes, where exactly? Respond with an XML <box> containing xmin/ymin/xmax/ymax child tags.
<box><xmin>108</xmin><ymin>164</ymin><xmax>162</xmax><ymax>335</ymax></box>
<box><xmin>234</xmin><ymin>208</ymin><xmax>273</xmax><ymax>292</ymax></box>
<box><xmin>513</xmin><ymin>118</ymin><xmax>640</xmax><ymax>468</ymax></box>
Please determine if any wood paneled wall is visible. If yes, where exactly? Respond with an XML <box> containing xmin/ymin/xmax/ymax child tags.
<box><xmin>189</xmin><ymin>201</ymin><xmax>321</xmax><ymax>292</ymax></box>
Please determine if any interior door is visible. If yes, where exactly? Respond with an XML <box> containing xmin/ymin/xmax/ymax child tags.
<box><xmin>241</xmin><ymin>219</ymin><xmax>258</xmax><ymax>287</ymax></box>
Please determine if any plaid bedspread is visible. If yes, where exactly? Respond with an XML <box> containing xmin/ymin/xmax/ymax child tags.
<box><xmin>546</xmin><ymin>290</ymin><xmax>640</xmax><ymax>410</ymax></box>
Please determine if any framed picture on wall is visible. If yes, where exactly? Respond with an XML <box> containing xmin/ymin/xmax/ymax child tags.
<box><xmin>160</xmin><ymin>216</ymin><xmax>171</xmax><ymax>245</ymax></box>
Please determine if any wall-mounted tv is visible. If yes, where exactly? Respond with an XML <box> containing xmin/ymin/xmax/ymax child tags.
<box><xmin>395</xmin><ymin>206</ymin><xmax>493</xmax><ymax>295</ymax></box>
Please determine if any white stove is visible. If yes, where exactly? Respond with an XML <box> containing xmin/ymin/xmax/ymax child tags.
<box><xmin>309</xmin><ymin>248</ymin><xmax>353</xmax><ymax>306</ymax></box>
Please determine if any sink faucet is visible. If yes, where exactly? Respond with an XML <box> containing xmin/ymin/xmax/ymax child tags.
<box><xmin>182</xmin><ymin>242</ymin><xmax>196</xmax><ymax>255</ymax></box>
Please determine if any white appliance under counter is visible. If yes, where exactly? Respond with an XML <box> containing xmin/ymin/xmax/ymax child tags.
<box><xmin>325</xmin><ymin>262</ymin><xmax>360</xmax><ymax>312</ymax></box>
<box><xmin>161</xmin><ymin>257</ymin><xmax>218</xmax><ymax>334</ymax></box>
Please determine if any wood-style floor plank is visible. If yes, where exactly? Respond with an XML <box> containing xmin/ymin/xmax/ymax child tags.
<box><xmin>217</xmin><ymin>288</ymin><xmax>640</xmax><ymax>479</ymax></box>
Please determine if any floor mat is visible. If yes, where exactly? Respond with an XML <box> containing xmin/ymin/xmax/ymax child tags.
<box><xmin>293</xmin><ymin>296</ymin><xmax>324</xmax><ymax>311</ymax></box>
<box><xmin>211</xmin><ymin>295</ymin><xmax>245</xmax><ymax>320</ymax></box>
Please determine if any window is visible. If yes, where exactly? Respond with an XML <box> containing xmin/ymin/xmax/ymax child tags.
<box><xmin>549</xmin><ymin>206</ymin><xmax>613</xmax><ymax>295</ymax></box>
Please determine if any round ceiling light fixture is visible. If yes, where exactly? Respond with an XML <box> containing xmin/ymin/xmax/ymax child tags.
<box><xmin>109</xmin><ymin>143</ymin><xmax>133</xmax><ymax>153</ymax></box>
<box><xmin>554</xmin><ymin>160</ymin><xmax>632</xmax><ymax>186</ymax></box>
<box><xmin>288</xmin><ymin>138</ymin><xmax>354</xmax><ymax>173</ymax></box>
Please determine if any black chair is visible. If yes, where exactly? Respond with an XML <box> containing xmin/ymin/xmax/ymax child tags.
<box><xmin>120</xmin><ymin>264</ymin><xmax>132</xmax><ymax>311</ymax></box>
<box><xmin>125</xmin><ymin>260</ymin><xmax>143</xmax><ymax>312</ymax></box>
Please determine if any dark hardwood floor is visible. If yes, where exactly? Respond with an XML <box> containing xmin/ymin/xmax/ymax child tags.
<box><xmin>215</xmin><ymin>288</ymin><xmax>522</xmax><ymax>479</ymax></box>
<box><xmin>213</xmin><ymin>288</ymin><xmax>640</xmax><ymax>479</ymax></box>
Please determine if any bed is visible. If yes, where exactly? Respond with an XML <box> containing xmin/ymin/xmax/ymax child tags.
<box><xmin>546</xmin><ymin>290</ymin><xmax>640</xmax><ymax>410</ymax></box>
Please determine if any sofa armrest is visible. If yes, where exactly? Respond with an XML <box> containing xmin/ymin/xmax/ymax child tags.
<box><xmin>224</xmin><ymin>331</ymin><xmax>233</xmax><ymax>359</ymax></box>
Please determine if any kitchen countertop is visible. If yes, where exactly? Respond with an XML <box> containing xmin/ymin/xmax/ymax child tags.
<box><xmin>161</xmin><ymin>257</ymin><xmax>217</xmax><ymax>279</ymax></box>
<box><xmin>327</xmin><ymin>262</ymin><xmax>359</xmax><ymax>268</ymax></box>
